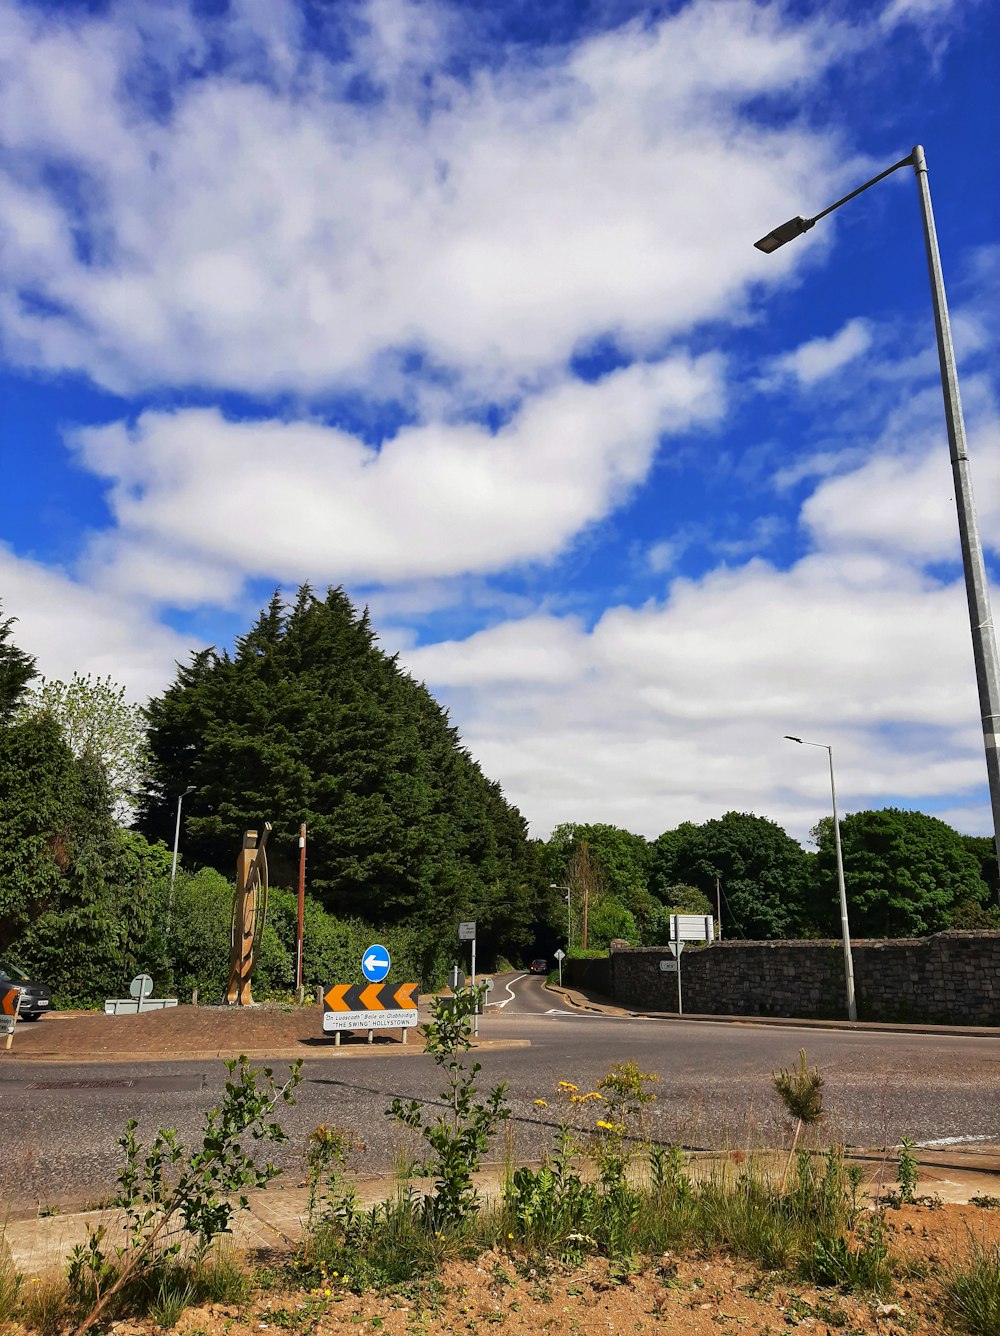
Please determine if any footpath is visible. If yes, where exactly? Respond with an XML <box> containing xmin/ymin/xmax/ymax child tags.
<box><xmin>2</xmin><ymin>984</ymin><xmax>998</xmax><ymax>1278</ymax></box>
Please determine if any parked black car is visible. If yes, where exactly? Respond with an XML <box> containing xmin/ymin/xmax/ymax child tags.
<box><xmin>0</xmin><ymin>961</ymin><xmax>52</xmax><ymax>1020</ymax></box>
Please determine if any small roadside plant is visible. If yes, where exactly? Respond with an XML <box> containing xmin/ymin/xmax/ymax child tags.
<box><xmin>893</xmin><ymin>1137</ymin><xmax>919</xmax><ymax>1206</ymax></box>
<box><xmin>0</xmin><ymin>1229</ymin><xmax>21</xmax><ymax>1323</ymax></box>
<box><xmin>945</xmin><ymin>1239</ymin><xmax>1000</xmax><ymax>1336</ymax></box>
<box><xmin>305</xmin><ymin>1123</ymin><xmax>363</xmax><ymax>1231</ymax></box>
<box><xmin>388</xmin><ymin>986</ymin><xmax>509</xmax><ymax>1230</ymax></box>
<box><xmin>66</xmin><ymin>1056</ymin><xmax>301</xmax><ymax>1334</ymax></box>
<box><xmin>772</xmin><ymin>1050</ymin><xmax>824</xmax><ymax>1190</ymax></box>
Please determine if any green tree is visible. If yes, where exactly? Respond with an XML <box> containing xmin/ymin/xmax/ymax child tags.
<box><xmin>0</xmin><ymin>605</ymin><xmax>37</xmax><ymax>721</ymax></box>
<box><xmin>960</xmin><ymin>833</ymin><xmax>999</xmax><ymax>909</ymax></box>
<box><xmin>0</xmin><ymin>711</ymin><xmax>80</xmax><ymax>949</ymax></box>
<box><xmin>140</xmin><ymin>587</ymin><xmax>542</xmax><ymax>960</ymax></box>
<box><xmin>20</xmin><ymin>672</ymin><xmax>152</xmax><ymax>818</ymax></box>
<box><xmin>651</xmin><ymin>812</ymin><xmax>808</xmax><ymax>940</ymax></box>
<box><xmin>808</xmin><ymin>808</ymin><xmax>991</xmax><ymax>938</ymax></box>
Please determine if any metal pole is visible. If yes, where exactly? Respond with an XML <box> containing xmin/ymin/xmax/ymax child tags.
<box><xmin>715</xmin><ymin>876</ymin><xmax>722</xmax><ymax>940</ymax></box>
<box><xmin>566</xmin><ymin>886</ymin><xmax>572</xmax><ymax>951</ymax></box>
<box><xmin>471</xmin><ymin>934</ymin><xmax>478</xmax><ymax>1037</ymax></box>
<box><xmin>168</xmin><ymin>792</ymin><xmax>185</xmax><ymax>937</ymax></box>
<box><xmin>912</xmin><ymin>145</ymin><xmax>1000</xmax><ymax>886</ymax></box>
<box><xmin>296</xmin><ymin>823</ymin><xmax>306</xmax><ymax>994</ymax></box>
<box><xmin>827</xmin><ymin>746</ymin><xmax>857</xmax><ymax>1021</ymax></box>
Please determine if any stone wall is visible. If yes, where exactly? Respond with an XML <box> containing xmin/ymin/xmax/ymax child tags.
<box><xmin>565</xmin><ymin>932</ymin><xmax>1000</xmax><ymax>1025</ymax></box>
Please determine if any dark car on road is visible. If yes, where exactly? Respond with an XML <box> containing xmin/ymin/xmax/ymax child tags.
<box><xmin>529</xmin><ymin>958</ymin><xmax>549</xmax><ymax>974</ymax></box>
<box><xmin>0</xmin><ymin>961</ymin><xmax>52</xmax><ymax>1020</ymax></box>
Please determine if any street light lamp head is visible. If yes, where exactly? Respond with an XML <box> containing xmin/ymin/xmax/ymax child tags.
<box><xmin>784</xmin><ymin>735</ymin><xmax>803</xmax><ymax>744</ymax></box>
<box><xmin>754</xmin><ymin>215</ymin><xmax>815</xmax><ymax>253</ymax></box>
<box><xmin>183</xmin><ymin>785</ymin><xmax>196</xmax><ymax>796</ymax></box>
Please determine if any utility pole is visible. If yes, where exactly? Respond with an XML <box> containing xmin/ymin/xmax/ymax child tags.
<box><xmin>295</xmin><ymin>823</ymin><xmax>306</xmax><ymax>1000</ymax></box>
<box><xmin>715</xmin><ymin>876</ymin><xmax>722</xmax><ymax>940</ymax></box>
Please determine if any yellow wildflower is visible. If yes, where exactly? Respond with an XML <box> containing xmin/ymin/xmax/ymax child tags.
<box><xmin>533</xmin><ymin>1098</ymin><xmax>548</xmax><ymax>1108</ymax></box>
<box><xmin>557</xmin><ymin>1081</ymin><xmax>578</xmax><ymax>1092</ymax></box>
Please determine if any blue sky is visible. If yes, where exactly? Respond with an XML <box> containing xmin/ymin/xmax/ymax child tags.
<box><xmin>1</xmin><ymin>0</ymin><xmax>998</xmax><ymax>841</ymax></box>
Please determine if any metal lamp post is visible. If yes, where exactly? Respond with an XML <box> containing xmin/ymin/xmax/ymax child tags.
<box><xmin>550</xmin><ymin>883</ymin><xmax>572</xmax><ymax>951</ymax></box>
<box><xmin>757</xmin><ymin>146</ymin><xmax>1000</xmax><ymax>887</ymax></box>
<box><xmin>786</xmin><ymin>736</ymin><xmax>857</xmax><ymax>1021</ymax></box>
<box><xmin>167</xmin><ymin>785</ymin><xmax>196</xmax><ymax>936</ymax></box>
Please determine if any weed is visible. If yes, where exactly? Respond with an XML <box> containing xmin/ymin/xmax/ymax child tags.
<box><xmin>0</xmin><ymin>1231</ymin><xmax>21</xmax><ymax>1323</ymax></box>
<box><xmin>66</xmin><ymin>1055</ymin><xmax>301</xmax><ymax>1334</ymax></box>
<box><xmin>150</xmin><ymin>1271</ymin><xmax>196</xmax><ymax>1327</ymax></box>
<box><xmin>970</xmin><ymin>1195</ymin><xmax>1000</xmax><ymax>1210</ymax></box>
<box><xmin>193</xmin><ymin>1244</ymin><xmax>252</xmax><ymax>1303</ymax></box>
<box><xmin>389</xmin><ymin>987</ymin><xmax>509</xmax><ymax>1231</ymax></box>
<box><xmin>808</xmin><ymin>1214</ymin><xmax>893</xmax><ymax>1294</ymax></box>
<box><xmin>772</xmin><ymin>1051</ymin><xmax>824</xmax><ymax>1190</ymax></box>
<box><xmin>18</xmin><ymin>1275</ymin><xmax>69</xmax><ymax>1336</ymax></box>
<box><xmin>893</xmin><ymin>1138</ymin><xmax>919</xmax><ymax>1206</ymax></box>
<box><xmin>305</xmin><ymin>1123</ymin><xmax>362</xmax><ymax>1231</ymax></box>
<box><xmin>945</xmin><ymin>1239</ymin><xmax>1000</xmax><ymax>1336</ymax></box>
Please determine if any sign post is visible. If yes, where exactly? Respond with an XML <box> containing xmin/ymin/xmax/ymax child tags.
<box><xmin>322</xmin><ymin>981</ymin><xmax>419</xmax><ymax>1044</ymax></box>
<box><xmin>667</xmin><ymin>940</ymin><xmax>684</xmax><ymax>1014</ymax></box>
<box><xmin>458</xmin><ymin>921</ymin><xmax>477</xmax><ymax>1035</ymax></box>
<box><xmin>554</xmin><ymin>947</ymin><xmax>566</xmax><ymax>987</ymax></box>
<box><xmin>1</xmin><ymin>985</ymin><xmax>21</xmax><ymax>1050</ymax></box>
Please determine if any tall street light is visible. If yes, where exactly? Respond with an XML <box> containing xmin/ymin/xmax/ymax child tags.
<box><xmin>785</xmin><ymin>736</ymin><xmax>857</xmax><ymax>1021</ymax></box>
<box><xmin>758</xmin><ymin>146</ymin><xmax>1000</xmax><ymax>887</ymax></box>
<box><xmin>168</xmin><ymin>785</ymin><xmax>196</xmax><ymax>936</ymax></box>
<box><xmin>550</xmin><ymin>883</ymin><xmax>572</xmax><ymax>950</ymax></box>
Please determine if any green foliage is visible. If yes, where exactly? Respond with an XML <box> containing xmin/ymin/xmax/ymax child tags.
<box><xmin>893</xmin><ymin>1138</ymin><xmax>919</xmax><ymax>1206</ymax></box>
<box><xmin>20</xmin><ymin>672</ymin><xmax>152</xmax><ymax>819</ymax></box>
<box><xmin>67</xmin><ymin>1056</ymin><xmax>301</xmax><ymax>1334</ymax></box>
<box><xmin>388</xmin><ymin>988</ymin><xmax>509</xmax><ymax>1229</ymax></box>
<box><xmin>773</xmin><ymin>1050</ymin><xmax>825</xmax><ymax>1126</ymax></box>
<box><xmin>140</xmin><ymin>587</ymin><xmax>542</xmax><ymax>959</ymax></box>
<box><xmin>809</xmin><ymin>1216</ymin><xmax>892</xmax><ymax>1293</ymax></box>
<box><xmin>0</xmin><ymin>607</ymin><xmax>37</xmax><ymax>722</ymax></box>
<box><xmin>651</xmin><ymin>812</ymin><xmax>808</xmax><ymax>939</ymax></box>
<box><xmin>945</xmin><ymin>1240</ymin><xmax>1000</xmax><ymax>1336</ymax></box>
<box><xmin>13</xmin><ymin>763</ymin><xmax>173</xmax><ymax>1005</ymax></box>
<box><xmin>170</xmin><ymin>867</ymin><xmax>290</xmax><ymax>1002</ymax></box>
<box><xmin>0</xmin><ymin>711</ymin><xmax>80</xmax><ymax>949</ymax></box>
<box><xmin>809</xmin><ymin>808</ymin><xmax>990</xmax><ymax>938</ymax></box>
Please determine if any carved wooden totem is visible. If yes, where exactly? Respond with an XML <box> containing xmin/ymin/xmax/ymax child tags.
<box><xmin>224</xmin><ymin>824</ymin><xmax>271</xmax><ymax>1006</ymax></box>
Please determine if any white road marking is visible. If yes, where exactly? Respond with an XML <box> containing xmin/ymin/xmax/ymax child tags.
<box><xmin>544</xmin><ymin>1008</ymin><xmax>646</xmax><ymax>1020</ymax></box>
<box><xmin>914</xmin><ymin>1133</ymin><xmax>998</xmax><ymax>1147</ymax></box>
<box><xmin>486</xmin><ymin>973</ymin><xmax>527</xmax><ymax>1008</ymax></box>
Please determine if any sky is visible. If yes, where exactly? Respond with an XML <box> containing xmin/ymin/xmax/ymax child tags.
<box><xmin>1</xmin><ymin>0</ymin><xmax>998</xmax><ymax>845</ymax></box>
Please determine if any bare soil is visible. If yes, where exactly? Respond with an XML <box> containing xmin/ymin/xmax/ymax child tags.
<box><xmin>8</xmin><ymin>1202</ymin><xmax>998</xmax><ymax>1335</ymax></box>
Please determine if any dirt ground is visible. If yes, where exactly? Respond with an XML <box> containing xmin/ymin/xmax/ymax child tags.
<box><xmin>8</xmin><ymin>1201</ymin><xmax>997</xmax><ymax>1336</ymax></box>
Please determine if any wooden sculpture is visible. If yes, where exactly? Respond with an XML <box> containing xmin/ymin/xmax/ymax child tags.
<box><xmin>223</xmin><ymin>824</ymin><xmax>271</xmax><ymax>1006</ymax></box>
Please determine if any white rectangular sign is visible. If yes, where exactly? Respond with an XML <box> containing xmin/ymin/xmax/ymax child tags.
<box><xmin>659</xmin><ymin>959</ymin><xmax>678</xmax><ymax>973</ymax></box>
<box><xmin>458</xmin><ymin>921</ymin><xmax>476</xmax><ymax>941</ymax></box>
<box><xmin>669</xmin><ymin>914</ymin><xmax>714</xmax><ymax>943</ymax></box>
<box><xmin>323</xmin><ymin>1009</ymin><xmax>420</xmax><ymax>1032</ymax></box>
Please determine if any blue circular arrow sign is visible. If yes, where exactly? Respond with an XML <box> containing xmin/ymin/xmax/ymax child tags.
<box><xmin>361</xmin><ymin>944</ymin><xmax>391</xmax><ymax>983</ymax></box>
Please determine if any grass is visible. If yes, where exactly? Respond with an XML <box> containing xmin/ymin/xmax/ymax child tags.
<box><xmin>945</xmin><ymin>1240</ymin><xmax>1000</xmax><ymax>1335</ymax></box>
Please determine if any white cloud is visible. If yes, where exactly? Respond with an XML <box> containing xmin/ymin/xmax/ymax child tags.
<box><xmin>801</xmin><ymin>395</ymin><xmax>1000</xmax><ymax>563</ymax></box>
<box><xmin>771</xmin><ymin>318</ymin><xmax>873</xmax><ymax>387</ymax></box>
<box><xmin>400</xmin><ymin>552</ymin><xmax>992</xmax><ymax>839</ymax></box>
<box><xmin>72</xmin><ymin>353</ymin><xmax>724</xmax><ymax>592</ymax></box>
<box><xmin>0</xmin><ymin>544</ymin><xmax>195</xmax><ymax>703</ymax></box>
<box><xmin>0</xmin><ymin>0</ymin><xmax>878</xmax><ymax>395</ymax></box>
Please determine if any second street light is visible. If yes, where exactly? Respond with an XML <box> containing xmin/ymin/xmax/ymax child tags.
<box><xmin>168</xmin><ymin>785</ymin><xmax>196</xmax><ymax>937</ymax></box>
<box><xmin>757</xmin><ymin>145</ymin><xmax>1000</xmax><ymax>886</ymax></box>
<box><xmin>785</xmin><ymin>736</ymin><xmax>856</xmax><ymax>1021</ymax></box>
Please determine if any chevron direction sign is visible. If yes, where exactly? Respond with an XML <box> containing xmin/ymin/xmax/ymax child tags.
<box><xmin>322</xmin><ymin>981</ymin><xmax>419</xmax><ymax>1033</ymax></box>
<box><xmin>1</xmin><ymin>985</ymin><xmax>22</xmax><ymax>1040</ymax></box>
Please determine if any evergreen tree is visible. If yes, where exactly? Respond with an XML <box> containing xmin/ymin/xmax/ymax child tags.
<box><xmin>140</xmin><ymin>586</ymin><xmax>542</xmax><ymax>954</ymax></box>
<box><xmin>0</xmin><ymin>605</ymin><xmax>37</xmax><ymax>721</ymax></box>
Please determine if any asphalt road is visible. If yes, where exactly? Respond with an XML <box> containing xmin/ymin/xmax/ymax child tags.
<box><xmin>1</xmin><ymin>973</ymin><xmax>997</xmax><ymax>1211</ymax></box>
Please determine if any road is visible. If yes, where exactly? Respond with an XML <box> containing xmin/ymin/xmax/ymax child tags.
<box><xmin>1</xmin><ymin>973</ymin><xmax>997</xmax><ymax>1211</ymax></box>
